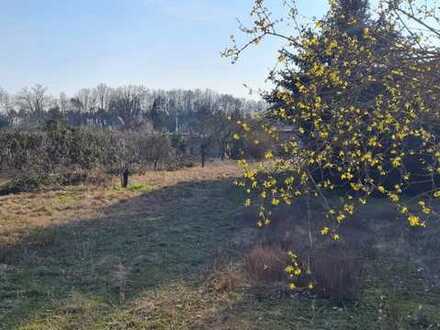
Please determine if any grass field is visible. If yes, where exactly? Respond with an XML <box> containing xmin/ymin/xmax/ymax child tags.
<box><xmin>1</xmin><ymin>162</ymin><xmax>440</xmax><ymax>329</ymax></box>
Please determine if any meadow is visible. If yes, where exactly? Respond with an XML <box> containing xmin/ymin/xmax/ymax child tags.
<box><xmin>1</xmin><ymin>162</ymin><xmax>439</xmax><ymax>329</ymax></box>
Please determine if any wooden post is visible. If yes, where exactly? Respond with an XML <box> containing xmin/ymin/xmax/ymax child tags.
<box><xmin>121</xmin><ymin>168</ymin><xmax>129</xmax><ymax>188</ymax></box>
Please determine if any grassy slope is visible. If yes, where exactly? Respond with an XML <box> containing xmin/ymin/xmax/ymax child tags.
<box><xmin>0</xmin><ymin>162</ymin><xmax>439</xmax><ymax>329</ymax></box>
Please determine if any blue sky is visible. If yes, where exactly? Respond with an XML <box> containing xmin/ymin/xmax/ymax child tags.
<box><xmin>0</xmin><ymin>0</ymin><xmax>331</xmax><ymax>98</ymax></box>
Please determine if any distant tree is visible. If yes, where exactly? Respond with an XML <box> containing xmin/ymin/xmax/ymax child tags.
<box><xmin>58</xmin><ymin>92</ymin><xmax>69</xmax><ymax>113</ymax></box>
<box><xmin>190</xmin><ymin>104</ymin><xmax>218</xmax><ymax>167</ymax></box>
<box><xmin>143</xmin><ymin>133</ymin><xmax>173</xmax><ymax>170</ymax></box>
<box><xmin>16</xmin><ymin>84</ymin><xmax>49</xmax><ymax>117</ymax></box>
<box><xmin>105</xmin><ymin>129</ymin><xmax>173</xmax><ymax>187</ymax></box>
<box><xmin>149</xmin><ymin>96</ymin><xmax>167</xmax><ymax>130</ymax></box>
<box><xmin>0</xmin><ymin>88</ymin><xmax>10</xmax><ymax>112</ymax></box>
<box><xmin>0</xmin><ymin>112</ymin><xmax>10</xmax><ymax>129</ymax></box>
<box><xmin>0</xmin><ymin>88</ymin><xmax>12</xmax><ymax>128</ymax></box>
<box><xmin>170</xmin><ymin>133</ymin><xmax>187</xmax><ymax>162</ymax></box>
<box><xmin>94</xmin><ymin>83</ymin><xmax>111</xmax><ymax>111</ymax></box>
<box><xmin>79</xmin><ymin>88</ymin><xmax>93</xmax><ymax>112</ymax></box>
<box><xmin>109</xmin><ymin>86</ymin><xmax>145</xmax><ymax>129</ymax></box>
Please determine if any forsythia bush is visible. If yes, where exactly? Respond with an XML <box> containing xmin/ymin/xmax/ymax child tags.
<box><xmin>226</xmin><ymin>0</ymin><xmax>440</xmax><ymax>288</ymax></box>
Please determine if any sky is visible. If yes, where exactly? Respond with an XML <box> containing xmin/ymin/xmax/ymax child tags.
<box><xmin>0</xmin><ymin>0</ymin><xmax>331</xmax><ymax>99</ymax></box>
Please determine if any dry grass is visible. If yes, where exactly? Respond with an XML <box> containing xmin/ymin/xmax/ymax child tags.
<box><xmin>137</xmin><ymin>160</ymin><xmax>240</xmax><ymax>188</ymax></box>
<box><xmin>244</xmin><ymin>244</ymin><xmax>289</xmax><ymax>284</ymax></box>
<box><xmin>0</xmin><ymin>162</ymin><xmax>250</xmax><ymax>329</ymax></box>
<box><xmin>243</xmin><ymin>243</ymin><xmax>363</xmax><ymax>303</ymax></box>
<box><xmin>0</xmin><ymin>162</ymin><xmax>240</xmax><ymax>247</ymax></box>
<box><xmin>104</xmin><ymin>280</ymin><xmax>245</xmax><ymax>330</ymax></box>
<box><xmin>310</xmin><ymin>248</ymin><xmax>364</xmax><ymax>303</ymax></box>
<box><xmin>1</xmin><ymin>161</ymin><xmax>440</xmax><ymax>329</ymax></box>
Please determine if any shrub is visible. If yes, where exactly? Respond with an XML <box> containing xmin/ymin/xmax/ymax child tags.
<box><xmin>56</xmin><ymin>167</ymin><xmax>111</xmax><ymax>187</ymax></box>
<box><xmin>0</xmin><ymin>173</ymin><xmax>46</xmax><ymax>195</ymax></box>
<box><xmin>244</xmin><ymin>238</ymin><xmax>364</xmax><ymax>303</ymax></box>
<box><xmin>0</xmin><ymin>126</ymin><xmax>181</xmax><ymax>192</ymax></box>
<box><xmin>309</xmin><ymin>247</ymin><xmax>364</xmax><ymax>303</ymax></box>
<box><xmin>230</xmin><ymin>0</ymin><xmax>440</xmax><ymax>297</ymax></box>
<box><xmin>244</xmin><ymin>244</ymin><xmax>289</xmax><ymax>283</ymax></box>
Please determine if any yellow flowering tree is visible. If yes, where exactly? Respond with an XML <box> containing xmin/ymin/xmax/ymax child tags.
<box><xmin>226</xmin><ymin>0</ymin><xmax>440</xmax><ymax>287</ymax></box>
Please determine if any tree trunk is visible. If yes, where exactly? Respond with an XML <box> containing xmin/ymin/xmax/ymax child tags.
<box><xmin>121</xmin><ymin>168</ymin><xmax>129</xmax><ymax>188</ymax></box>
<box><xmin>220</xmin><ymin>143</ymin><xmax>226</xmax><ymax>160</ymax></box>
<box><xmin>201</xmin><ymin>144</ymin><xmax>206</xmax><ymax>168</ymax></box>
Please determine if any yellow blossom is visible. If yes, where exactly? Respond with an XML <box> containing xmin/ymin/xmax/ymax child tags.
<box><xmin>408</xmin><ymin>215</ymin><xmax>425</xmax><ymax>227</ymax></box>
<box><xmin>320</xmin><ymin>226</ymin><xmax>330</xmax><ymax>235</ymax></box>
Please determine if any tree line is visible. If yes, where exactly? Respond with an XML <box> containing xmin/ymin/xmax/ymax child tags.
<box><xmin>0</xmin><ymin>85</ymin><xmax>264</xmax><ymax>129</ymax></box>
<box><xmin>0</xmin><ymin>85</ymin><xmax>269</xmax><ymax>192</ymax></box>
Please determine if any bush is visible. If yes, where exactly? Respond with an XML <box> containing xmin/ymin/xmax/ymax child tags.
<box><xmin>56</xmin><ymin>167</ymin><xmax>111</xmax><ymax>187</ymax></box>
<box><xmin>0</xmin><ymin>125</ymin><xmax>181</xmax><ymax>192</ymax></box>
<box><xmin>244</xmin><ymin>244</ymin><xmax>289</xmax><ymax>283</ymax></box>
<box><xmin>244</xmin><ymin>238</ymin><xmax>363</xmax><ymax>303</ymax></box>
<box><xmin>0</xmin><ymin>173</ymin><xmax>46</xmax><ymax>195</ymax></box>
<box><xmin>309</xmin><ymin>246</ymin><xmax>363</xmax><ymax>303</ymax></box>
<box><xmin>0</xmin><ymin>167</ymin><xmax>112</xmax><ymax>196</ymax></box>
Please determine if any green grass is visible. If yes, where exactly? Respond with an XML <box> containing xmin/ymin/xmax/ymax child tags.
<box><xmin>0</xmin><ymin>178</ymin><xmax>246</xmax><ymax>329</ymax></box>
<box><xmin>54</xmin><ymin>190</ymin><xmax>83</xmax><ymax>205</ymax></box>
<box><xmin>126</xmin><ymin>182</ymin><xmax>153</xmax><ymax>193</ymax></box>
<box><xmin>111</xmin><ymin>181</ymin><xmax>153</xmax><ymax>193</ymax></box>
<box><xmin>1</xmin><ymin>170</ymin><xmax>440</xmax><ymax>329</ymax></box>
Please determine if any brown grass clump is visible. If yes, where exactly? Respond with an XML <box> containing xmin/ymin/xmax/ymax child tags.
<box><xmin>204</xmin><ymin>261</ymin><xmax>245</xmax><ymax>294</ymax></box>
<box><xmin>244</xmin><ymin>244</ymin><xmax>289</xmax><ymax>283</ymax></box>
<box><xmin>241</xmin><ymin>199</ymin><xmax>367</xmax><ymax>303</ymax></box>
<box><xmin>310</xmin><ymin>247</ymin><xmax>364</xmax><ymax>303</ymax></box>
<box><xmin>84</xmin><ymin>168</ymin><xmax>112</xmax><ymax>187</ymax></box>
<box><xmin>244</xmin><ymin>240</ymin><xmax>364</xmax><ymax>303</ymax></box>
<box><xmin>111</xmin><ymin>263</ymin><xmax>130</xmax><ymax>302</ymax></box>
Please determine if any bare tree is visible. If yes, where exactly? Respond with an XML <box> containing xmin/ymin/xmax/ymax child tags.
<box><xmin>93</xmin><ymin>83</ymin><xmax>111</xmax><ymax>111</ymax></box>
<box><xmin>0</xmin><ymin>88</ymin><xmax>10</xmax><ymax>113</ymax></box>
<box><xmin>16</xmin><ymin>84</ymin><xmax>49</xmax><ymax>115</ymax></box>
<box><xmin>77</xmin><ymin>88</ymin><xmax>96</xmax><ymax>113</ymax></box>
<box><xmin>109</xmin><ymin>86</ymin><xmax>145</xmax><ymax>129</ymax></box>
<box><xmin>58</xmin><ymin>92</ymin><xmax>69</xmax><ymax>113</ymax></box>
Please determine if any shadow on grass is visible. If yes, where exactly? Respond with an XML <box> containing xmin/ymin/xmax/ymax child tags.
<box><xmin>0</xmin><ymin>177</ymin><xmax>253</xmax><ymax>329</ymax></box>
<box><xmin>3</xmin><ymin>177</ymin><xmax>440</xmax><ymax>329</ymax></box>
